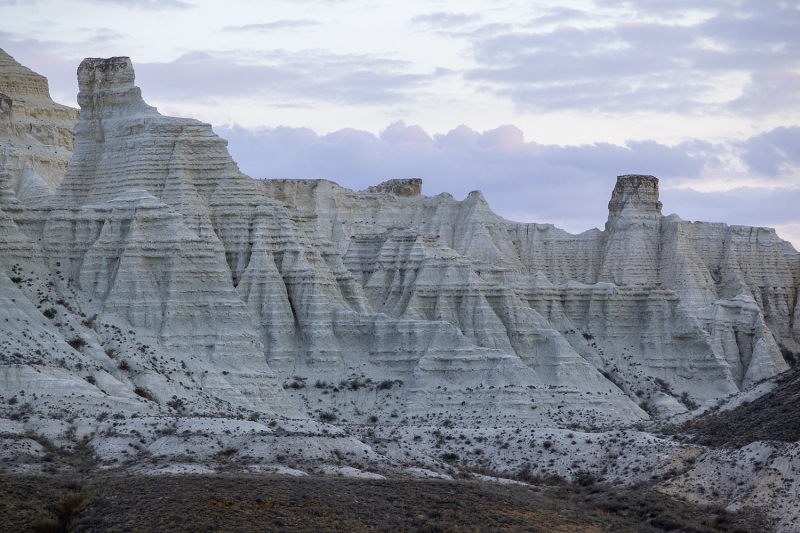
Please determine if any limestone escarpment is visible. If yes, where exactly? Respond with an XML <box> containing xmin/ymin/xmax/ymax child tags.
<box><xmin>0</xmin><ymin>48</ymin><xmax>78</xmax><ymax>197</ymax></box>
<box><xmin>0</xmin><ymin>51</ymin><xmax>797</xmax><ymax>429</ymax></box>
<box><xmin>263</xmin><ymin>175</ymin><xmax>797</xmax><ymax>413</ymax></box>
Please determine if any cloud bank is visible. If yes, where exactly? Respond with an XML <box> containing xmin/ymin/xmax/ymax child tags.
<box><xmin>217</xmin><ymin>121</ymin><xmax>800</xmax><ymax>248</ymax></box>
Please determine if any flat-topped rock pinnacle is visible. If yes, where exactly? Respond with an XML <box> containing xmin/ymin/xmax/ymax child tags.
<box><xmin>77</xmin><ymin>56</ymin><xmax>157</xmax><ymax>120</ymax></box>
<box><xmin>608</xmin><ymin>174</ymin><xmax>662</xmax><ymax>215</ymax></box>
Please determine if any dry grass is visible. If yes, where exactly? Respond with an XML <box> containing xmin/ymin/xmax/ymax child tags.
<box><xmin>677</xmin><ymin>366</ymin><xmax>800</xmax><ymax>448</ymax></box>
<box><xmin>0</xmin><ymin>475</ymin><xmax>769</xmax><ymax>533</ymax></box>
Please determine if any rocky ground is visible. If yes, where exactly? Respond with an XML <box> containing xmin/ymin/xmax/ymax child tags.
<box><xmin>1</xmin><ymin>365</ymin><xmax>799</xmax><ymax>532</ymax></box>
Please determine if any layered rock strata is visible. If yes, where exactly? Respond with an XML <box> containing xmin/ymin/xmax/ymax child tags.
<box><xmin>1</xmin><ymin>51</ymin><xmax>797</xmax><ymax>428</ymax></box>
<box><xmin>263</xmin><ymin>176</ymin><xmax>797</xmax><ymax>416</ymax></box>
<box><xmin>0</xmin><ymin>48</ymin><xmax>78</xmax><ymax>197</ymax></box>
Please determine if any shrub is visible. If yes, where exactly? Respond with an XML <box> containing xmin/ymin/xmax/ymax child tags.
<box><xmin>167</xmin><ymin>397</ymin><xmax>185</xmax><ymax>411</ymax></box>
<box><xmin>43</xmin><ymin>308</ymin><xmax>57</xmax><ymax>319</ymax></box>
<box><xmin>10</xmin><ymin>276</ymin><xmax>22</xmax><ymax>284</ymax></box>
<box><xmin>441</xmin><ymin>452</ymin><xmax>459</xmax><ymax>463</ymax></box>
<box><xmin>85</xmin><ymin>375</ymin><xmax>96</xmax><ymax>385</ymax></box>
<box><xmin>319</xmin><ymin>411</ymin><xmax>337</xmax><ymax>422</ymax></box>
<box><xmin>67</xmin><ymin>337</ymin><xmax>86</xmax><ymax>350</ymax></box>
<box><xmin>134</xmin><ymin>387</ymin><xmax>156</xmax><ymax>402</ymax></box>
<box><xmin>680</xmin><ymin>391</ymin><xmax>699</xmax><ymax>411</ymax></box>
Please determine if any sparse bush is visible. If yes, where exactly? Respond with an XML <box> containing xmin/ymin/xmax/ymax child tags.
<box><xmin>441</xmin><ymin>452</ymin><xmax>459</xmax><ymax>463</ymax></box>
<box><xmin>85</xmin><ymin>375</ymin><xmax>96</xmax><ymax>385</ymax></box>
<box><xmin>314</xmin><ymin>380</ymin><xmax>327</xmax><ymax>389</ymax></box>
<box><xmin>319</xmin><ymin>411</ymin><xmax>337</xmax><ymax>422</ymax></box>
<box><xmin>368</xmin><ymin>415</ymin><xmax>379</xmax><ymax>423</ymax></box>
<box><xmin>67</xmin><ymin>337</ymin><xmax>86</xmax><ymax>350</ymax></box>
<box><xmin>167</xmin><ymin>396</ymin><xmax>184</xmax><ymax>411</ymax></box>
<box><xmin>45</xmin><ymin>491</ymin><xmax>88</xmax><ymax>532</ymax></box>
<box><xmin>134</xmin><ymin>387</ymin><xmax>156</xmax><ymax>402</ymax></box>
<box><xmin>377</xmin><ymin>380</ymin><xmax>395</xmax><ymax>390</ymax></box>
<box><xmin>680</xmin><ymin>391</ymin><xmax>699</xmax><ymax>411</ymax></box>
<box><xmin>654</xmin><ymin>377</ymin><xmax>673</xmax><ymax>394</ymax></box>
<box><xmin>118</xmin><ymin>360</ymin><xmax>131</xmax><ymax>371</ymax></box>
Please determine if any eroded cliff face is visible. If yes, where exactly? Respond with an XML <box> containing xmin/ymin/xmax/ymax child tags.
<box><xmin>0</xmin><ymin>52</ymin><xmax>797</xmax><ymax>428</ymax></box>
<box><xmin>0</xmin><ymin>48</ymin><xmax>78</xmax><ymax>199</ymax></box>
<box><xmin>263</xmin><ymin>175</ymin><xmax>798</xmax><ymax>416</ymax></box>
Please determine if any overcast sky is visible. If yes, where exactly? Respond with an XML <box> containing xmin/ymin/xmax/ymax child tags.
<box><xmin>2</xmin><ymin>0</ymin><xmax>799</xmax><ymax>247</ymax></box>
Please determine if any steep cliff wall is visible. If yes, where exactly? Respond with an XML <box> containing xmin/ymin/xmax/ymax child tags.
<box><xmin>0</xmin><ymin>51</ymin><xmax>796</xmax><ymax>429</ymax></box>
<box><xmin>0</xmin><ymin>48</ymin><xmax>77</xmax><ymax>198</ymax></box>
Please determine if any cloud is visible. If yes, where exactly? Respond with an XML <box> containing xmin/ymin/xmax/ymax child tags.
<box><xmin>527</xmin><ymin>7</ymin><xmax>589</xmax><ymax>26</ymax></box>
<box><xmin>222</xmin><ymin>20</ymin><xmax>321</xmax><ymax>33</ymax></box>
<box><xmin>132</xmin><ymin>50</ymin><xmax>434</xmax><ymax>107</ymax></box>
<box><xmin>212</xmin><ymin>120</ymin><xmax>800</xmax><ymax>247</ymax></box>
<box><xmin>82</xmin><ymin>0</ymin><xmax>194</xmax><ymax>9</ymax></box>
<box><xmin>740</xmin><ymin>126</ymin><xmax>800</xmax><ymax>176</ymax></box>
<box><xmin>411</xmin><ymin>12</ymin><xmax>482</xmax><ymax>28</ymax></box>
<box><xmin>216</xmin><ymin>121</ymin><xmax>726</xmax><ymax>231</ymax></box>
<box><xmin>457</xmin><ymin>1</ymin><xmax>800</xmax><ymax>116</ymax></box>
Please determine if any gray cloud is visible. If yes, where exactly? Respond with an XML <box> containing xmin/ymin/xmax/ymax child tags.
<box><xmin>411</xmin><ymin>12</ymin><xmax>482</xmax><ymax>28</ymax></box>
<box><xmin>214</xmin><ymin>121</ymin><xmax>737</xmax><ymax>234</ymax></box>
<box><xmin>82</xmin><ymin>0</ymin><xmax>193</xmax><ymax>9</ymax></box>
<box><xmin>214</xmin><ymin>120</ymin><xmax>799</xmax><ymax>245</ymax></box>
<box><xmin>130</xmin><ymin>50</ymin><xmax>434</xmax><ymax>107</ymax></box>
<box><xmin>527</xmin><ymin>7</ymin><xmax>589</xmax><ymax>26</ymax></box>
<box><xmin>458</xmin><ymin>0</ymin><xmax>800</xmax><ymax>116</ymax></box>
<box><xmin>740</xmin><ymin>126</ymin><xmax>800</xmax><ymax>176</ymax></box>
<box><xmin>222</xmin><ymin>20</ymin><xmax>321</xmax><ymax>33</ymax></box>
<box><xmin>661</xmin><ymin>186</ymin><xmax>800</xmax><ymax>236</ymax></box>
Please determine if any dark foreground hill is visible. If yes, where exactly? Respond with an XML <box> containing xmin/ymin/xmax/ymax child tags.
<box><xmin>679</xmin><ymin>364</ymin><xmax>800</xmax><ymax>448</ymax></box>
<box><xmin>1</xmin><ymin>474</ymin><xmax>767</xmax><ymax>533</ymax></box>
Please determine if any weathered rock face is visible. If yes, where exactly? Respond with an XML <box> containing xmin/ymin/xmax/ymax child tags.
<box><xmin>0</xmin><ymin>48</ymin><xmax>78</xmax><ymax>198</ymax></box>
<box><xmin>0</xmin><ymin>51</ymin><xmax>797</xmax><ymax>429</ymax></box>
<box><xmin>263</xmin><ymin>175</ymin><xmax>797</xmax><ymax>413</ymax></box>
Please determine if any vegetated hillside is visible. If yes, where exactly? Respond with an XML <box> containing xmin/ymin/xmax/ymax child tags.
<box><xmin>681</xmin><ymin>362</ymin><xmax>800</xmax><ymax>448</ymax></box>
<box><xmin>0</xmin><ymin>474</ymin><xmax>767</xmax><ymax>533</ymax></box>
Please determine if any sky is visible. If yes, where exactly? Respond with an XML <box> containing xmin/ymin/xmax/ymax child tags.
<box><xmin>1</xmin><ymin>0</ymin><xmax>799</xmax><ymax>247</ymax></box>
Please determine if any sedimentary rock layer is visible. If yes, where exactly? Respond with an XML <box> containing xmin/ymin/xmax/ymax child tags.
<box><xmin>0</xmin><ymin>48</ymin><xmax>78</xmax><ymax>196</ymax></box>
<box><xmin>0</xmin><ymin>51</ymin><xmax>797</xmax><ymax>428</ymax></box>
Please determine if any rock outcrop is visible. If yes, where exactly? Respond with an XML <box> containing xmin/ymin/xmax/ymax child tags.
<box><xmin>0</xmin><ymin>51</ymin><xmax>798</xmax><ymax>430</ymax></box>
<box><xmin>0</xmin><ymin>48</ymin><xmax>78</xmax><ymax>197</ymax></box>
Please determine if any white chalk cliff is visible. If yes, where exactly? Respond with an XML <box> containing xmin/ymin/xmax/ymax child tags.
<box><xmin>1</xmin><ymin>52</ymin><xmax>797</xmax><ymax>427</ymax></box>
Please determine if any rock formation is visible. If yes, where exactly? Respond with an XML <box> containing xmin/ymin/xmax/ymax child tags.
<box><xmin>0</xmin><ymin>51</ymin><xmax>798</xmax><ymax>430</ymax></box>
<box><xmin>0</xmin><ymin>48</ymin><xmax>78</xmax><ymax>198</ymax></box>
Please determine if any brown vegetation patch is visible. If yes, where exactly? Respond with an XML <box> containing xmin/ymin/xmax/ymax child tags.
<box><xmin>0</xmin><ymin>474</ymin><xmax>769</xmax><ymax>533</ymax></box>
<box><xmin>678</xmin><ymin>366</ymin><xmax>800</xmax><ymax>448</ymax></box>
